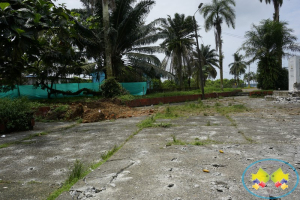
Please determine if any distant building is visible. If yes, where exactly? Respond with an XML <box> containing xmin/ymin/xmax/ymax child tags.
<box><xmin>91</xmin><ymin>71</ymin><xmax>105</xmax><ymax>83</ymax></box>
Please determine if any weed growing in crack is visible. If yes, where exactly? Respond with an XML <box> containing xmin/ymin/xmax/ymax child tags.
<box><xmin>166</xmin><ymin>136</ymin><xmax>220</xmax><ymax>146</ymax></box>
<box><xmin>66</xmin><ymin>160</ymin><xmax>84</xmax><ymax>184</ymax></box>
<box><xmin>137</xmin><ymin>116</ymin><xmax>156</xmax><ymax>128</ymax></box>
<box><xmin>214</xmin><ymin>102</ymin><xmax>222</xmax><ymax>107</ymax></box>
<box><xmin>137</xmin><ymin>116</ymin><xmax>172</xmax><ymax>129</ymax></box>
<box><xmin>101</xmin><ymin>145</ymin><xmax>119</xmax><ymax>160</ymax></box>
<box><xmin>166</xmin><ymin>135</ymin><xmax>186</xmax><ymax>146</ymax></box>
<box><xmin>206</xmin><ymin>121</ymin><xmax>211</xmax><ymax>126</ymax></box>
<box><xmin>238</xmin><ymin>130</ymin><xmax>254</xmax><ymax>143</ymax></box>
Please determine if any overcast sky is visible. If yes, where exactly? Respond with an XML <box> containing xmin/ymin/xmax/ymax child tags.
<box><xmin>54</xmin><ymin>0</ymin><xmax>300</xmax><ymax>80</ymax></box>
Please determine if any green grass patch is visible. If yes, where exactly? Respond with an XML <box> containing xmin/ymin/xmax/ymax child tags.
<box><xmin>137</xmin><ymin>115</ymin><xmax>172</xmax><ymax>129</ymax></box>
<box><xmin>128</xmin><ymin>88</ymin><xmax>240</xmax><ymax>100</ymax></box>
<box><xmin>191</xmin><ymin>139</ymin><xmax>219</xmax><ymax>146</ymax></box>
<box><xmin>101</xmin><ymin>145</ymin><xmax>120</xmax><ymax>160</ymax></box>
<box><xmin>215</xmin><ymin>104</ymin><xmax>248</xmax><ymax>115</ymax></box>
<box><xmin>0</xmin><ymin>143</ymin><xmax>11</xmax><ymax>148</ymax></box>
<box><xmin>166</xmin><ymin>135</ymin><xmax>187</xmax><ymax>146</ymax></box>
<box><xmin>166</xmin><ymin>135</ymin><xmax>220</xmax><ymax>146</ymax></box>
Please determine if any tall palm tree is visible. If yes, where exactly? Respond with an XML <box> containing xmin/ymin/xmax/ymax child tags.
<box><xmin>192</xmin><ymin>45</ymin><xmax>219</xmax><ymax>87</ymax></box>
<box><xmin>82</xmin><ymin>0</ymin><xmax>171</xmax><ymax>80</ymax></box>
<box><xmin>200</xmin><ymin>0</ymin><xmax>236</xmax><ymax>89</ymax></box>
<box><xmin>240</xmin><ymin>19</ymin><xmax>300</xmax><ymax>89</ymax></box>
<box><xmin>259</xmin><ymin>0</ymin><xmax>283</xmax><ymax>22</ymax></box>
<box><xmin>259</xmin><ymin>0</ymin><xmax>283</xmax><ymax>67</ymax></box>
<box><xmin>159</xmin><ymin>13</ymin><xmax>195</xmax><ymax>89</ymax></box>
<box><xmin>229</xmin><ymin>53</ymin><xmax>247</xmax><ymax>86</ymax></box>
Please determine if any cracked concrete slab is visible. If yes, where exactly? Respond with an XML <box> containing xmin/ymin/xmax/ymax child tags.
<box><xmin>2</xmin><ymin>97</ymin><xmax>300</xmax><ymax>200</ymax></box>
<box><xmin>0</xmin><ymin>117</ymin><xmax>144</xmax><ymax>200</ymax></box>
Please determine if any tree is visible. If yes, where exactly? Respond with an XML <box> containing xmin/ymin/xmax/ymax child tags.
<box><xmin>259</xmin><ymin>0</ymin><xmax>284</xmax><ymax>67</ymax></box>
<box><xmin>102</xmin><ymin>0</ymin><xmax>115</xmax><ymax>79</ymax></box>
<box><xmin>191</xmin><ymin>45</ymin><xmax>219</xmax><ymax>87</ymax></box>
<box><xmin>229</xmin><ymin>53</ymin><xmax>247</xmax><ymax>86</ymax></box>
<box><xmin>0</xmin><ymin>0</ymin><xmax>80</xmax><ymax>90</ymax></box>
<box><xmin>200</xmin><ymin>0</ymin><xmax>236</xmax><ymax>89</ymax></box>
<box><xmin>159</xmin><ymin>13</ymin><xmax>195</xmax><ymax>89</ymax></box>
<box><xmin>80</xmin><ymin>0</ymin><xmax>99</xmax><ymax>15</ymax></box>
<box><xmin>259</xmin><ymin>0</ymin><xmax>283</xmax><ymax>22</ymax></box>
<box><xmin>88</xmin><ymin>0</ymin><xmax>171</xmax><ymax>80</ymax></box>
<box><xmin>243</xmin><ymin>72</ymin><xmax>251</xmax><ymax>87</ymax></box>
<box><xmin>240</xmin><ymin>19</ymin><xmax>300</xmax><ymax>89</ymax></box>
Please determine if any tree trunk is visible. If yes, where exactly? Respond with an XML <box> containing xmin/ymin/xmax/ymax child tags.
<box><xmin>102</xmin><ymin>0</ymin><xmax>113</xmax><ymax>79</ymax></box>
<box><xmin>219</xmin><ymin>37</ymin><xmax>223</xmax><ymax>90</ymax></box>
<box><xmin>273</xmin><ymin>3</ymin><xmax>280</xmax><ymax>22</ymax></box>
<box><xmin>177</xmin><ymin>52</ymin><xmax>183</xmax><ymax>89</ymax></box>
<box><xmin>273</xmin><ymin>2</ymin><xmax>282</xmax><ymax>68</ymax></box>
<box><xmin>196</xmin><ymin>68</ymin><xmax>200</xmax><ymax>89</ymax></box>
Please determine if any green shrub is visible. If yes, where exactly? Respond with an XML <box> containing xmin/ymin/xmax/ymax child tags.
<box><xmin>100</xmin><ymin>78</ymin><xmax>123</xmax><ymax>98</ymax></box>
<box><xmin>162</xmin><ymin>80</ymin><xmax>177</xmax><ymax>90</ymax></box>
<box><xmin>0</xmin><ymin>97</ymin><xmax>33</xmax><ymax>132</ymax></box>
<box><xmin>152</xmin><ymin>79</ymin><xmax>162</xmax><ymax>90</ymax></box>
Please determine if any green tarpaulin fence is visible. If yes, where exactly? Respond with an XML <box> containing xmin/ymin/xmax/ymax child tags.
<box><xmin>0</xmin><ymin>82</ymin><xmax>147</xmax><ymax>99</ymax></box>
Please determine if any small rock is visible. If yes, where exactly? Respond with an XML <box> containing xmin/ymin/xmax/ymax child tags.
<box><xmin>216</xmin><ymin>188</ymin><xmax>223</xmax><ymax>192</ymax></box>
<box><xmin>194</xmin><ymin>184</ymin><xmax>200</xmax><ymax>188</ymax></box>
<box><xmin>168</xmin><ymin>183</ymin><xmax>174</xmax><ymax>188</ymax></box>
<box><xmin>110</xmin><ymin>183</ymin><xmax>116</xmax><ymax>187</ymax></box>
<box><xmin>246</xmin><ymin>158</ymin><xmax>254</xmax><ymax>161</ymax></box>
<box><xmin>171</xmin><ymin>158</ymin><xmax>177</xmax><ymax>161</ymax></box>
<box><xmin>1</xmin><ymin>135</ymin><xmax>5</xmax><ymax>138</ymax></box>
<box><xmin>169</xmin><ymin>168</ymin><xmax>173</xmax><ymax>171</ymax></box>
<box><xmin>85</xmin><ymin>193</ymin><xmax>94</xmax><ymax>198</ymax></box>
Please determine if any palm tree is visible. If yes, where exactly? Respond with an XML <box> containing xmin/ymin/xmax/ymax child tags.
<box><xmin>83</xmin><ymin>0</ymin><xmax>171</xmax><ymax>80</ymax></box>
<box><xmin>229</xmin><ymin>53</ymin><xmax>247</xmax><ymax>86</ymax></box>
<box><xmin>243</xmin><ymin>72</ymin><xmax>251</xmax><ymax>87</ymax></box>
<box><xmin>259</xmin><ymin>0</ymin><xmax>283</xmax><ymax>22</ymax></box>
<box><xmin>192</xmin><ymin>45</ymin><xmax>219</xmax><ymax>87</ymax></box>
<box><xmin>102</xmin><ymin>0</ymin><xmax>115</xmax><ymax>79</ymax></box>
<box><xmin>200</xmin><ymin>0</ymin><xmax>236</xmax><ymax>89</ymax></box>
<box><xmin>259</xmin><ymin>0</ymin><xmax>283</xmax><ymax>67</ymax></box>
<box><xmin>159</xmin><ymin>13</ymin><xmax>195</xmax><ymax>89</ymax></box>
<box><xmin>240</xmin><ymin>19</ymin><xmax>300</xmax><ymax>89</ymax></box>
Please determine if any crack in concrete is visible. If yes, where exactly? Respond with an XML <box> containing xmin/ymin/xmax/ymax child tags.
<box><xmin>109</xmin><ymin>161</ymin><xmax>135</xmax><ymax>184</ymax></box>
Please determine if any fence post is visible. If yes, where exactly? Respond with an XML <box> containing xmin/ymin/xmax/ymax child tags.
<box><xmin>17</xmin><ymin>85</ymin><xmax>20</xmax><ymax>97</ymax></box>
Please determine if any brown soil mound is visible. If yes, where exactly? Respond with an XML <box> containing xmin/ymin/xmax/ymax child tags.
<box><xmin>81</xmin><ymin>101</ymin><xmax>155</xmax><ymax>123</ymax></box>
<box><xmin>38</xmin><ymin>100</ymin><xmax>156</xmax><ymax>123</ymax></box>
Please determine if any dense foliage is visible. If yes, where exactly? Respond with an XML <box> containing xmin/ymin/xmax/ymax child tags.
<box><xmin>240</xmin><ymin>19</ymin><xmax>300</xmax><ymax>89</ymax></box>
<box><xmin>0</xmin><ymin>98</ymin><xmax>33</xmax><ymax>132</ymax></box>
<box><xmin>100</xmin><ymin>78</ymin><xmax>123</xmax><ymax>98</ymax></box>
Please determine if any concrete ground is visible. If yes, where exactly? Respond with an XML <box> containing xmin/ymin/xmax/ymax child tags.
<box><xmin>1</xmin><ymin>96</ymin><xmax>300</xmax><ymax>200</ymax></box>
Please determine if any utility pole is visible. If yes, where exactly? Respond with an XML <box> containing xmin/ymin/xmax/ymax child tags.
<box><xmin>193</xmin><ymin>3</ymin><xmax>205</xmax><ymax>100</ymax></box>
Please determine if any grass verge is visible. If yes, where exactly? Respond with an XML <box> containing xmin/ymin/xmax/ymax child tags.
<box><xmin>166</xmin><ymin>135</ymin><xmax>221</xmax><ymax>146</ymax></box>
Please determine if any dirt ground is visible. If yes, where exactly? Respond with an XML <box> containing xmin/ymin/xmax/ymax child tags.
<box><xmin>40</xmin><ymin>99</ymin><xmax>157</xmax><ymax>123</ymax></box>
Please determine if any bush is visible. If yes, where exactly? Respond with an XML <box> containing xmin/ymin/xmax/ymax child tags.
<box><xmin>162</xmin><ymin>80</ymin><xmax>177</xmax><ymax>90</ymax></box>
<box><xmin>100</xmin><ymin>78</ymin><xmax>123</xmax><ymax>98</ymax></box>
<box><xmin>0</xmin><ymin>97</ymin><xmax>34</xmax><ymax>133</ymax></box>
<box><xmin>152</xmin><ymin>79</ymin><xmax>162</xmax><ymax>90</ymax></box>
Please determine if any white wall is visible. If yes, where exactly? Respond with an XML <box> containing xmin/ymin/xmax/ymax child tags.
<box><xmin>289</xmin><ymin>56</ymin><xmax>300</xmax><ymax>91</ymax></box>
